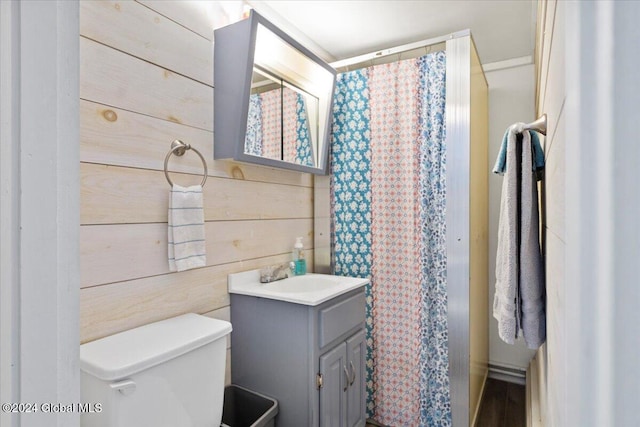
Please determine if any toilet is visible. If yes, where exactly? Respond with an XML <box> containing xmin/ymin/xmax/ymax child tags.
<box><xmin>80</xmin><ymin>313</ymin><xmax>232</xmax><ymax>427</ymax></box>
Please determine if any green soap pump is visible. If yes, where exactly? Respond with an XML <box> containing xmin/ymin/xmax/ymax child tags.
<box><xmin>292</xmin><ymin>237</ymin><xmax>306</xmax><ymax>276</ymax></box>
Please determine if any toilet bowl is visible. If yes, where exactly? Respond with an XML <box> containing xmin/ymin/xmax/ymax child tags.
<box><xmin>80</xmin><ymin>313</ymin><xmax>232</xmax><ymax>427</ymax></box>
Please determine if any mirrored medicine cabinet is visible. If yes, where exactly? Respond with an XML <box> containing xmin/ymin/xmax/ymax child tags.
<box><xmin>214</xmin><ymin>10</ymin><xmax>337</xmax><ymax>175</ymax></box>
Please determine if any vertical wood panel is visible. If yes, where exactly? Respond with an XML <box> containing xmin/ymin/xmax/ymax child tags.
<box><xmin>541</xmin><ymin>1</ymin><xmax>565</xmax><ymax>148</ymax></box>
<box><xmin>543</xmin><ymin>114</ymin><xmax>565</xmax><ymax>239</ymax></box>
<box><xmin>533</xmin><ymin>0</ymin><xmax>566</xmax><ymax>425</ymax></box>
<box><xmin>536</xmin><ymin>0</ymin><xmax>557</xmax><ymax>114</ymax></box>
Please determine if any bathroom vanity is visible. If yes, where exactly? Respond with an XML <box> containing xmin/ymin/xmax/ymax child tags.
<box><xmin>228</xmin><ymin>271</ymin><xmax>368</xmax><ymax>427</ymax></box>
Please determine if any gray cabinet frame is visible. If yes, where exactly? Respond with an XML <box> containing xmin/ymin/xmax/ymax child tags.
<box><xmin>213</xmin><ymin>10</ymin><xmax>336</xmax><ymax>175</ymax></box>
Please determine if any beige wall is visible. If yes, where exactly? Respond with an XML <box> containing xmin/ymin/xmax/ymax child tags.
<box><xmin>485</xmin><ymin>63</ymin><xmax>538</xmax><ymax>370</ymax></box>
<box><xmin>79</xmin><ymin>1</ymin><xmax>314</xmax><ymax>380</ymax></box>
<box><xmin>531</xmin><ymin>0</ymin><xmax>565</xmax><ymax>424</ymax></box>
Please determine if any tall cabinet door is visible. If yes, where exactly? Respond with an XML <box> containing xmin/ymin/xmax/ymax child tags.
<box><xmin>319</xmin><ymin>342</ymin><xmax>347</xmax><ymax>427</ymax></box>
<box><xmin>346</xmin><ymin>329</ymin><xmax>366</xmax><ymax>427</ymax></box>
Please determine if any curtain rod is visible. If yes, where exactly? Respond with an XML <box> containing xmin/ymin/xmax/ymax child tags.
<box><xmin>329</xmin><ymin>29</ymin><xmax>470</xmax><ymax>69</ymax></box>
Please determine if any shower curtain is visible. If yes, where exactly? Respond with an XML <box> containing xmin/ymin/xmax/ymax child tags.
<box><xmin>331</xmin><ymin>51</ymin><xmax>450</xmax><ymax>426</ymax></box>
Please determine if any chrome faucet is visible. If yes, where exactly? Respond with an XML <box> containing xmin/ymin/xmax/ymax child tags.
<box><xmin>260</xmin><ymin>262</ymin><xmax>294</xmax><ymax>283</ymax></box>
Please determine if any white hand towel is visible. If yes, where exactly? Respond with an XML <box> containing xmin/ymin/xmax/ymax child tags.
<box><xmin>168</xmin><ymin>184</ymin><xmax>206</xmax><ymax>272</ymax></box>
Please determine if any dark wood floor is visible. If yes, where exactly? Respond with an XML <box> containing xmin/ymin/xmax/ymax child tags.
<box><xmin>365</xmin><ymin>378</ymin><xmax>524</xmax><ymax>427</ymax></box>
<box><xmin>476</xmin><ymin>378</ymin><xmax>526</xmax><ymax>427</ymax></box>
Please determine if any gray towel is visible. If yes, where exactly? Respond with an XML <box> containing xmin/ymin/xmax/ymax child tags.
<box><xmin>493</xmin><ymin>124</ymin><xmax>546</xmax><ymax>349</ymax></box>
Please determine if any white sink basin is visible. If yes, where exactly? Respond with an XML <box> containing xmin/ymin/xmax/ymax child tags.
<box><xmin>263</xmin><ymin>275</ymin><xmax>345</xmax><ymax>293</ymax></box>
<box><xmin>228</xmin><ymin>270</ymin><xmax>369</xmax><ymax>306</ymax></box>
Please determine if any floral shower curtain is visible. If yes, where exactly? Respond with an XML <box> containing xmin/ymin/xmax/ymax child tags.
<box><xmin>331</xmin><ymin>51</ymin><xmax>449</xmax><ymax>426</ymax></box>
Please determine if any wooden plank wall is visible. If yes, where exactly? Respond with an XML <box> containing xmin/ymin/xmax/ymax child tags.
<box><xmin>79</xmin><ymin>1</ymin><xmax>315</xmax><ymax>380</ymax></box>
<box><xmin>531</xmin><ymin>0</ymin><xmax>565</xmax><ymax>425</ymax></box>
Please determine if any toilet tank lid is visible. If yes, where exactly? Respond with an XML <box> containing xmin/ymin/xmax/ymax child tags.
<box><xmin>80</xmin><ymin>313</ymin><xmax>232</xmax><ymax>381</ymax></box>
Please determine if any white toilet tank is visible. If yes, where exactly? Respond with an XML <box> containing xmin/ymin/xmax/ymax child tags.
<box><xmin>80</xmin><ymin>313</ymin><xmax>232</xmax><ymax>427</ymax></box>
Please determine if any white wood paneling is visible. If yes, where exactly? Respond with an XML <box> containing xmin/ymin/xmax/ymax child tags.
<box><xmin>526</xmin><ymin>354</ymin><xmax>542</xmax><ymax>427</ymax></box>
<box><xmin>81</xmin><ymin>265</ymin><xmax>229</xmax><ymax>342</ymax></box>
<box><xmin>80</xmin><ymin>1</ymin><xmax>213</xmax><ymax>86</ymax></box>
<box><xmin>81</xmin><ymin>219</ymin><xmax>312</xmax><ymax>288</ymax></box>
<box><xmin>81</xmin><ymin>163</ymin><xmax>312</xmax><ymax>224</ymax></box>
<box><xmin>563</xmin><ymin>2</ymin><xmax>640</xmax><ymax>425</ymax></box>
<box><xmin>543</xmin><ymin>110</ymin><xmax>565</xmax><ymax>239</ymax></box>
<box><xmin>533</xmin><ymin>0</ymin><xmax>545</xmax><ymax>113</ymax></box>
<box><xmin>80</xmin><ymin>99</ymin><xmax>213</xmax><ymax>172</ymax></box>
<box><xmin>541</xmin><ymin>1</ymin><xmax>565</xmax><ymax>150</ymax></box>
<box><xmin>544</xmin><ymin>229</ymin><xmax>565</xmax><ymax>424</ymax></box>
<box><xmin>533</xmin><ymin>1</ymin><xmax>566</xmax><ymax>426</ymax></box>
<box><xmin>80</xmin><ymin>99</ymin><xmax>312</xmax><ymax>186</ymax></box>
<box><xmin>80</xmin><ymin>36</ymin><xmax>213</xmax><ymax>130</ymax></box>
<box><xmin>536</xmin><ymin>0</ymin><xmax>557</xmax><ymax>116</ymax></box>
<box><xmin>136</xmin><ymin>0</ymin><xmax>221</xmax><ymax>40</ymax></box>
<box><xmin>80</xmin><ymin>252</ymin><xmax>305</xmax><ymax>343</ymax></box>
<box><xmin>79</xmin><ymin>1</ymin><xmax>313</xmax><ymax>349</ymax></box>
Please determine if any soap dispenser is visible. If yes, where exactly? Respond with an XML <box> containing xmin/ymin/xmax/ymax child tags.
<box><xmin>292</xmin><ymin>237</ymin><xmax>306</xmax><ymax>276</ymax></box>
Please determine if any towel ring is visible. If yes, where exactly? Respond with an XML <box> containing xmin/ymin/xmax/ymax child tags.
<box><xmin>164</xmin><ymin>139</ymin><xmax>208</xmax><ymax>187</ymax></box>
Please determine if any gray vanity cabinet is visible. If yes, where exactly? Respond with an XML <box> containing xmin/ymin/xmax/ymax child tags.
<box><xmin>230</xmin><ymin>286</ymin><xmax>366</xmax><ymax>427</ymax></box>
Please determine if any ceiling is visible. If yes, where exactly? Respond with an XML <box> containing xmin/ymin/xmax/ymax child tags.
<box><xmin>249</xmin><ymin>0</ymin><xmax>537</xmax><ymax>65</ymax></box>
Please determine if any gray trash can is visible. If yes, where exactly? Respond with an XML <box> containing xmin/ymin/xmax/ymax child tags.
<box><xmin>222</xmin><ymin>385</ymin><xmax>278</xmax><ymax>427</ymax></box>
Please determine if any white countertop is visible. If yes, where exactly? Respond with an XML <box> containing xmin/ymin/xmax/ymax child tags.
<box><xmin>228</xmin><ymin>269</ymin><xmax>369</xmax><ymax>306</ymax></box>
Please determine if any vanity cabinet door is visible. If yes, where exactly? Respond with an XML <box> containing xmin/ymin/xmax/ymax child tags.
<box><xmin>318</xmin><ymin>328</ymin><xmax>366</xmax><ymax>427</ymax></box>
<box><xmin>319</xmin><ymin>342</ymin><xmax>347</xmax><ymax>427</ymax></box>
<box><xmin>346</xmin><ymin>329</ymin><xmax>366</xmax><ymax>427</ymax></box>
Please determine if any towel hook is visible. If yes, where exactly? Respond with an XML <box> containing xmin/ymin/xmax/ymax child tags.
<box><xmin>523</xmin><ymin>113</ymin><xmax>547</xmax><ymax>136</ymax></box>
<box><xmin>164</xmin><ymin>139</ymin><xmax>208</xmax><ymax>187</ymax></box>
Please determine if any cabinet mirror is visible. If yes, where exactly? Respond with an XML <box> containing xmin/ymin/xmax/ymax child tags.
<box><xmin>214</xmin><ymin>10</ymin><xmax>336</xmax><ymax>174</ymax></box>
